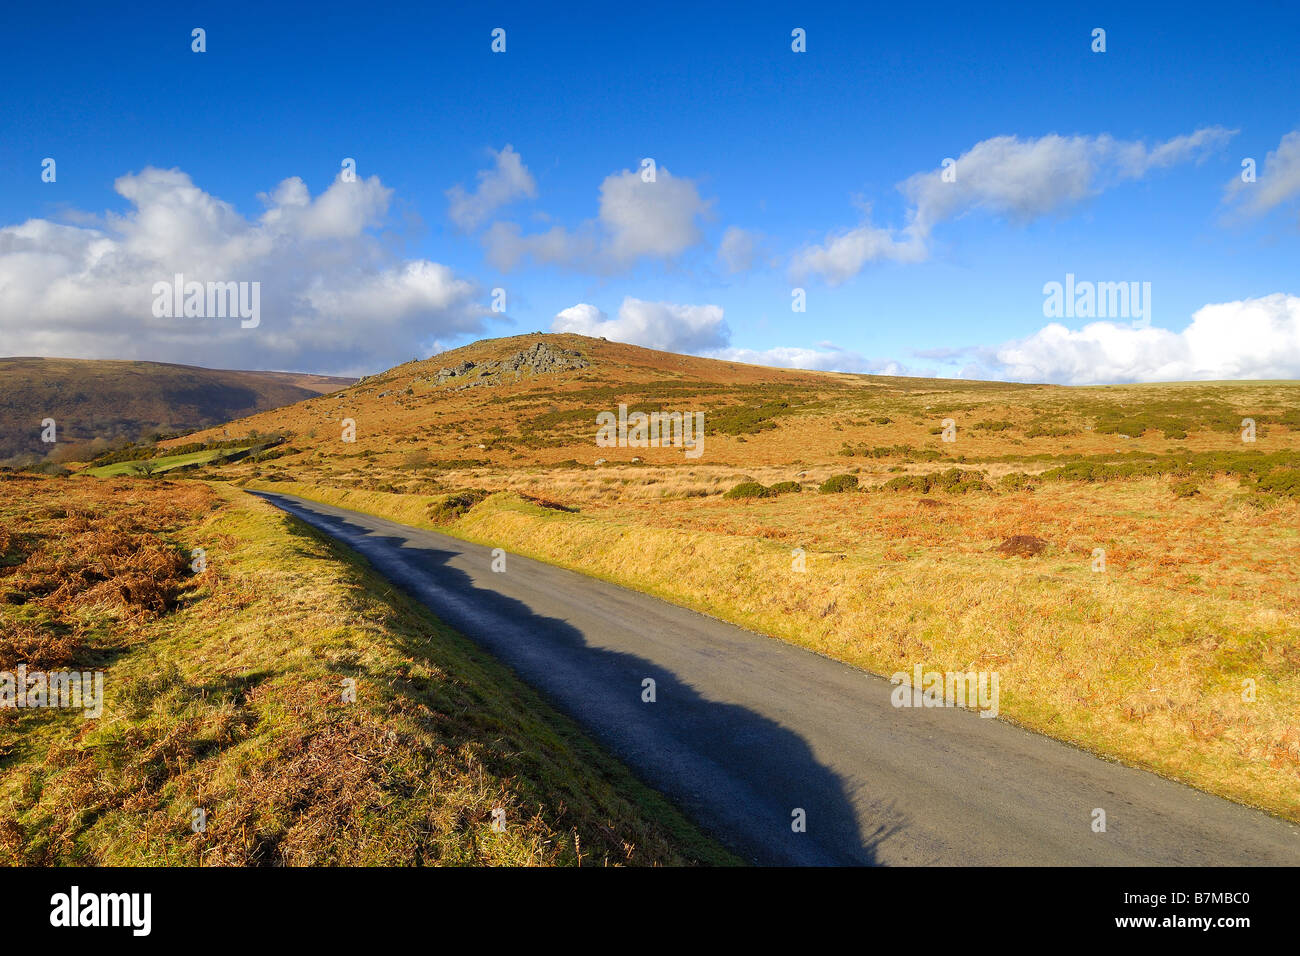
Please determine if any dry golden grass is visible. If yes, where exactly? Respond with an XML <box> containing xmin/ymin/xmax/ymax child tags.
<box><xmin>247</xmin><ymin>466</ymin><xmax>1300</xmax><ymax>823</ymax></box>
<box><xmin>0</xmin><ymin>475</ymin><xmax>732</xmax><ymax>866</ymax></box>
<box><xmin>61</xmin><ymin>333</ymin><xmax>1300</xmax><ymax>824</ymax></box>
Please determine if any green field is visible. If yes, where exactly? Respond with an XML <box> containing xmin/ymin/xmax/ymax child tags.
<box><xmin>83</xmin><ymin>446</ymin><xmax>252</xmax><ymax>477</ymax></box>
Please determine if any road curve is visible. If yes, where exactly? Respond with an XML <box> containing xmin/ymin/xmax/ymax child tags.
<box><xmin>252</xmin><ymin>491</ymin><xmax>1300</xmax><ymax>866</ymax></box>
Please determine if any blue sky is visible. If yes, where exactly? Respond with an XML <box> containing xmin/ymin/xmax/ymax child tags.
<box><xmin>2</xmin><ymin>1</ymin><xmax>1299</xmax><ymax>382</ymax></box>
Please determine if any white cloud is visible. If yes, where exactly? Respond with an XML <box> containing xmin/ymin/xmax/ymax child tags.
<box><xmin>794</xmin><ymin>127</ymin><xmax>1235</xmax><ymax>284</ymax></box>
<box><xmin>717</xmin><ymin>226</ymin><xmax>762</xmax><ymax>274</ymax></box>
<box><xmin>903</xmin><ymin>127</ymin><xmax>1234</xmax><ymax>235</ymax></box>
<box><xmin>789</xmin><ymin>217</ymin><xmax>926</xmax><ymax>285</ymax></box>
<box><xmin>486</xmin><ymin>166</ymin><xmax>712</xmax><ymax>272</ymax></box>
<box><xmin>986</xmin><ymin>293</ymin><xmax>1300</xmax><ymax>384</ymax></box>
<box><xmin>1224</xmin><ymin>129</ymin><xmax>1300</xmax><ymax>217</ymax></box>
<box><xmin>553</xmin><ymin>292</ymin><xmax>1300</xmax><ymax>386</ymax></box>
<box><xmin>0</xmin><ymin>167</ymin><xmax>488</xmax><ymax>374</ymax></box>
<box><xmin>445</xmin><ymin>145</ymin><xmax>537</xmax><ymax>231</ymax></box>
<box><xmin>552</xmin><ymin>297</ymin><xmax>728</xmax><ymax>353</ymax></box>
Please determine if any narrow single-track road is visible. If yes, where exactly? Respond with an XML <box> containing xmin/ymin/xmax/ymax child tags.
<box><xmin>253</xmin><ymin>491</ymin><xmax>1300</xmax><ymax>866</ymax></box>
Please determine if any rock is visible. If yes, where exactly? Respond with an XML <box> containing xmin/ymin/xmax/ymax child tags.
<box><xmin>435</xmin><ymin>343</ymin><xmax>589</xmax><ymax>390</ymax></box>
<box><xmin>594</xmin><ymin>458</ymin><xmax>607</xmax><ymax>466</ymax></box>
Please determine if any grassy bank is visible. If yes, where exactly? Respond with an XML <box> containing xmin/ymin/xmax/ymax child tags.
<box><xmin>0</xmin><ymin>474</ymin><xmax>733</xmax><ymax>865</ymax></box>
<box><xmin>244</xmin><ymin>477</ymin><xmax>1300</xmax><ymax>824</ymax></box>
<box><xmin>82</xmin><ymin>446</ymin><xmax>254</xmax><ymax>477</ymax></box>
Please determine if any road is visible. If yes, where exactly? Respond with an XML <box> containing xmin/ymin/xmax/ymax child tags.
<box><xmin>252</xmin><ymin>491</ymin><xmax>1300</xmax><ymax>866</ymax></box>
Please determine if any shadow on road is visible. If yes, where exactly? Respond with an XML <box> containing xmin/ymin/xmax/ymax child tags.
<box><xmin>252</xmin><ymin>491</ymin><xmax>902</xmax><ymax>865</ymax></box>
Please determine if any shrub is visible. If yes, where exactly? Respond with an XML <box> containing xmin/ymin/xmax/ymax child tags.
<box><xmin>1255</xmin><ymin>470</ymin><xmax>1300</xmax><ymax>498</ymax></box>
<box><xmin>768</xmin><ymin>481</ymin><xmax>802</xmax><ymax>495</ymax></box>
<box><xmin>710</xmin><ymin>401</ymin><xmax>794</xmax><ymax>436</ymax></box>
<box><xmin>428</xmin><ymin>489</ymin><xmax>489</xmax><ymax>523</ymax></box>
<box><xmin>1171</xmin><ymin>479</ymin><xmax>1200</xmax><ymax>498</ymax></box>
<box><xmin>818</xmin><ymin>474</ymin><xmax>859</xmax><ymax>494</ymax></box>
<box><xmin>883</xmin><ymin>468</ymin><xmax>991</xmax><ymax>495</ymax></box>
<box><xmin>998</xmin><ymin>472</ymin><xmax>1035</xmax><ymax>492</ymax></box>
<box><xmin>724</xmin><ymin>481</ymin><xmax>770</xmax><ymax>500</ymax></box>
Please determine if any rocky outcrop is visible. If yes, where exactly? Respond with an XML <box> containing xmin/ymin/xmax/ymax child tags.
<box><xmin>434</xmin><ymin>342</ymin><xmax>589</xmax><ymax>390</ymax></box>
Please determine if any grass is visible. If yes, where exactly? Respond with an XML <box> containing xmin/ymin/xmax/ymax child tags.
<box><xmin>0</xmin><ymin>474</ymin><xmax>733</xmax><ymax>866</ymax></box>
<box><xmin>245</xmin><ymin>475</ymin><xmax>1300</xmax><ymax>825</ymax></box>
<box><xmin>83</xmin><ymin>446</ymin><xmax>254</xmax><ymax>477</ymax></box>
<box><xmin>58</xmin><ymin>334</ymin><xmax>1300</xmax><ymax>832</ymax></box>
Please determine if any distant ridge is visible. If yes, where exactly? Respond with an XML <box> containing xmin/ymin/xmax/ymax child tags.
<box><xmin>0</xmin><ymin>357</ymin><xmax>355</xmax><ymax>461</ymax></box>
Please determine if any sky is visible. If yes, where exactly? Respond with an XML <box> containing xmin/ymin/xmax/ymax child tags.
<box><xmin>2</xmin><ymin>0</ymin><xmax>1299</xmax><ymax>383</ymax></box>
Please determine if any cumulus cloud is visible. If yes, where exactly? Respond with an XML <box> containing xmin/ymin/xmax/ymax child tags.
<box><xmin>794</xmin><ymin>127</ymin><xmax>1235</xmax><ymax>284</ymax></box>
<box><xmin>0</xmin><ymin>167</ymin><xmax>489</xmax><ymax>374</ymax></box>
<box><xmin>445</xmin><ymin>145</ymin><xmax>537</xmax><ymax>231</ymax></box>
<box><xmin>983</xmin><ymin>293</ymin><xmax>1300</xmax><ymax>384</ymax></box>
<box><xmin>553</xmin><ymin>292</ymin><xmax>1300</xmax><ymax>386</ymax></box>
<box><xmin>727</xmin><ymin>293</ymin><xmax>1300</xmax><ymax>384</ymax></box>
<box><xmin>486</xmin><ymin>166</ymin><xmax>712</xmax><ymax>272</ymax></box>
<box><xmin>552</xmin><ymin>297</ymin><xmax>728</xmax><ymax>353</ymax></box>
<box><xmin>1224</xmin><ymin>129</ymin><xmax>1300</xmax><ymax>217</ymax></box>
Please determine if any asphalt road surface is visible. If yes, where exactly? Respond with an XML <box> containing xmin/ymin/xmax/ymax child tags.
<box><xmin>253</xmin><ymin>491</ymin><xmax>1300</xmax><ymax>866</ymax></box>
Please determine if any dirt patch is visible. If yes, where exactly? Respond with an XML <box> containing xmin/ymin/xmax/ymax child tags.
<box><xmin>995</xmin><ymin>535</ymin><xmax>1049</xmax><ymax>557</ymax></box>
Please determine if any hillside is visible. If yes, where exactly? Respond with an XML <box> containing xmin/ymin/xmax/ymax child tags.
<box><xmin>168</xmin><ymin>331</ymin><xmax>1299</xmax><ymax>475</ymax></box>
<box><xmin>139</xmin><ymin>332</ymin><xmax>1300</xmax><ymax>825</ymax></box>
<box><xmin>0</xmin><ymin>358</ymin><xmax>353</xmax><ymax>462</ymax></box>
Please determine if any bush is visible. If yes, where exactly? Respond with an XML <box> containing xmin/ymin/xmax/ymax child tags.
<box><xmin>724</xmin><ymin>482</ymin><xmax>770</xmax><ymax>500</ymax></box>
<box><xmin>1255</xmin><ymin>470</ymin><xmax>1300</xmax><ymax>498</ymax></box>
<box><xmin>768</xmin><ymin>481</ymin><xmax>802</xmax><ymax>495</ymax></box>
<box><xmin>1171</xmin><ymin>479</ymin><xmax>1200</xmax><ymax>498</ymax></box>
<box><xmin>998</xmin><ymin>472</ymin><xmax>1035</xmax><ymax>492</ymax></box>
<box><xmin>428</xmin><ymin>489</ymin><xmax>489</xmax><ymax>523</ymax></box>
<box><xmin>883</xmin><ymin>468</ymin><xmax>991</xmax><ymax>495</ymax></box>
<box><xmin>818</xmin><ymin>474</ymin><xmax>859</xmax><ymax>494</ymax></box>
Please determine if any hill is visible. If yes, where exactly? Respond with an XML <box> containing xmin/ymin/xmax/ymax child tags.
<box><xmin>0</xmin><ymin>357</ymin><xmax>353</xmax><ymax>463</ymax></box>
<box><xmin>140</xmin><ymin>332</ymin><xmax>1300</xmax><ymax>825</ymax></box>
<box><xmin>166</xmin><ymin>331</ymin><xmax>1298</xmax><ymax>474</ymax></box>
